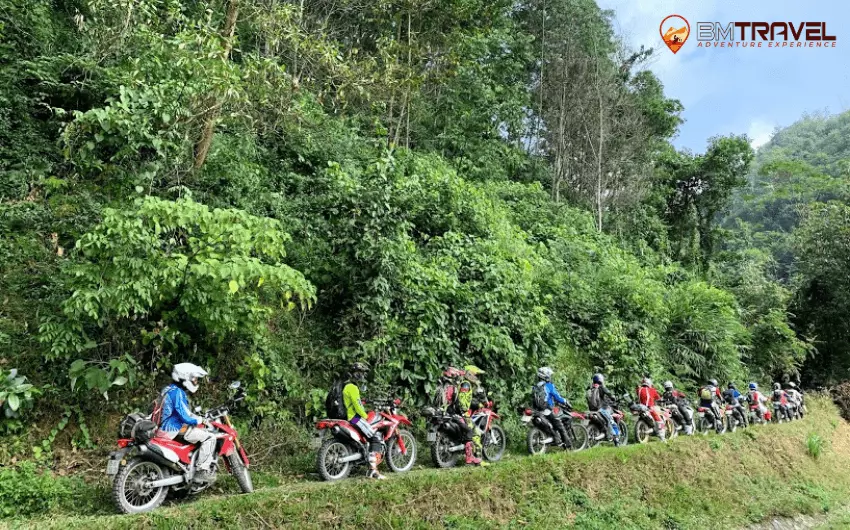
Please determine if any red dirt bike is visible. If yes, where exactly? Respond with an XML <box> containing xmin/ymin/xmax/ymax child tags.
<box><xmin>519</xmin><ymin>406</ymin><xmax>589</xmax><ymax>454</ymax></box>
<box><xmin>628</xmin><ymin>400</ymin><xmax>674</xmax><ymax>444</ymax></box>
<box><xmin>107</xmin><ymin>381</ymin><xmax>252</xmax><ymax>514</ymax></box>
<box><xmin>748</xmin><ymin>402</ymin><xmax>771</xmax><ymax>425</ymax></box>
<box><xmin>471</xmin><ymin>401</ymin><xmax>507</xmax><ymax>462</ymax></box>
<box><xmin>696</xmin><ymin>403</ymin><xmax>727</xmax><ymax>434</ymax></box>
<box><xmin>424</xmin><ymin>400</ymin><xmax>506</xmax><ymax>467</ymax></box>
<box><xmin>314</xmin><ymin>398</ymin><xmax>417</xmax><ymax>481</ymax></box>
<box><xmin>583</xmin><ymin>400</ymin><xmax>629</xmax><ymax>447</ymax></box>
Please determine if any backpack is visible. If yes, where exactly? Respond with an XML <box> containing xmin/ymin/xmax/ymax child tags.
<box><xmin>325</xmin><ymin>379</ymin><xmax>347</xmax><ymax>420</ymax></box>
<box><xmin>699</xmin><ymin>387</ymin><xmax>713</xmax><ymax>401</ymax></box>
<box><xmin>118</xmin><ymin>413</ymin><xmax>157</xmax><ymax>443</ymax></box>
<box><xmin>434</xmin><ymin>382</ymin><xmax>457</xmax><ymax>411</ymax></box>
<box><xmin>586</xmin><ymin>385</ymin><xmax>601</xmax><ymax>410</ymax></box>
<box><xmin>148</xmin><ymin>386</ymin><xmax>171</xmax><ymax>426</ymax></box>
<box><xmin>532</xmin><ymin>382</ymin><xmax>549</xmax><ymax>410</ymax></box>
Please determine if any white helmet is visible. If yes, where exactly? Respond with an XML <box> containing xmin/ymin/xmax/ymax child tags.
<box><xmin>663</xmin><ymin>380</ymin><xmax>674</xmax><ymax>390</ymax></box>
<box><xmin>537</xmin><ymin>367</ymin><xmax>554</xmax><ymax>381</ymax></box>
<box><xmin>172</xmin><ymin>362</ymin><xmax>208</xmax><ymax>394</ymax></box>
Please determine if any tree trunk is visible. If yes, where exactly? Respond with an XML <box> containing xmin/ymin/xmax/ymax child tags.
<box><xmin>193</xmin><ymin>0</ymin><xmax>240</xmax><ymax>171</ymax></box>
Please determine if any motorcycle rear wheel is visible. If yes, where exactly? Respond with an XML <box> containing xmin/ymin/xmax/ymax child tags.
<box><xmin>430</xmin><ymin>431</ymin><xmax>461</xmax><ymax>468</ymax></box>
<box><xmin>527</xmin><ymin>427</ymin><xmax>548</xmax><ymax>455</ymax></box>
<box><xmin>585</xmin><ymin>423</ymin><xmax>603</xmax><ymax>448</ymax></box>
<box><xmin>112</xmin><ymin>457</ymin><xmax>170</xmax><ymax>514</ymax></box>
<box><xmin>317</xmin><ymin>439</ymin><xmax>354</xmax><ymax>481</ymax></box>
<box><xmin>635</xmin><ymin>420</ymin><xmax>652</xmax><ymax>444</ymax></box>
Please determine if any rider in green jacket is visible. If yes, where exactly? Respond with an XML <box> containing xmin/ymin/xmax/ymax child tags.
<box><xmin>343</xmin><ymin>362</ymin><xmax>386</xmax><ymax>479</ymax></box>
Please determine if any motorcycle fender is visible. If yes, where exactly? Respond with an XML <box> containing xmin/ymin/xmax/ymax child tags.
<box><xmin>109</xmin><ymin>447</ymin><xmax>133</xmax><ymax>462</ymax></box>
<box><xmin>219</xmin><ymin>437</ymin><xmax>236</xmax><ymax>457</ymax></box>
<box><xmin>396</xmin><ymin>416</ymin><xmax>413</xmax><ymax>426</ymax></box>
<box><xmin>107</xmin><ymin>447</ymin><xmax>134</xmax><ymax>475</ymax></box>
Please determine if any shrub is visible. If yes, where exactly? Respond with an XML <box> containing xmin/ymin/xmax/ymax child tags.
<box><xmin>807</xmin><ymin>433</ymin><xmax>824</xmax><ymax>460</ymax></box>
<box><xmin>0</xmin><ymin>462</ymin><xmax>69</xmax><ymax>518</ymax></box>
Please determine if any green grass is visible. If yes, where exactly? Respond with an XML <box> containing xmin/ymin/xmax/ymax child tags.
<box><xmin>807</xmin><ymin>433</ymin><xmax>825</xmax><ymax>460</ymax></box>
<box><xmin>5</xmin><ymin>396</ymin><xmax>850</xmax><ymax>530</ymax></box>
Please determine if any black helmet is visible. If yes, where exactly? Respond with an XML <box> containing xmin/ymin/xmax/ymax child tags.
<box><xmin>727</xmin><ymin>382</ymin><xmax>736</xmax><ymax>389</ymax></box>
<box><xmin>350</xmin><ymin>362</ymin><xmax>370</xmax><ymax>381</ymax></box>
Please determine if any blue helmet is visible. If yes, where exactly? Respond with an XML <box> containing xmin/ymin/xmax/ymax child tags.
<box><xmin>749</xmin><ymin>382</ymin><xmax>757</xmax><ymax>391</ymax></box>
<box><xmin>592</xmin><ymin>373</ymin><xmax>604</xmax><ymax>385</ymax></box>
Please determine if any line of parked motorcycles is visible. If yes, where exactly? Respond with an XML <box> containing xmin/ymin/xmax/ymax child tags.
<box><xmin>105</xmin><ymin>383</ymin><xmax>807</xmax><ymax>514</ymax></box>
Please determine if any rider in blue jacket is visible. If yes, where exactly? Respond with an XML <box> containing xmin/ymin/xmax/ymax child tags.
<box><xmin>534</xmin><ymin>367</ymin><xmax>573</xmax><ymax>449</ymax></box>
<box><xmin>157</xmin><ymin>363</ymin><xmax>216</xmax><ymax>482</ymax></box>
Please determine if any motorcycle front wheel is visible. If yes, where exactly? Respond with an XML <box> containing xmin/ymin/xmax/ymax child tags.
<box><xmin>227</xmin><ymin>453</ymin><xmax>253</xmax><ymax>493</ymax></box>
<box><xmin>616</xmin><ymin>420</ymin><xmax>629</xmax><ymax>446</ymax></box>
<box><xmin>112</xmin><ymin>457</ymin><xmax>170</xmax><ymax>514</ymax></box>
<box><xmin>570</xmin><ymin>422</ymin><xmax>589</xmax><ymax>451</ymax></box>
<box><xmin>482</xmin><ymin>424</ymin><xmax>507</xmax><ymax>462</ymax></box>
<box><xmin>387</xmin><ymin>429</ymin><xmax>417</xmax><ymax>473</ymax></box>
<box><xmin>665</xmin><ymin>418</ymin><xmax>678</xmax><ymax>439</ymax></box>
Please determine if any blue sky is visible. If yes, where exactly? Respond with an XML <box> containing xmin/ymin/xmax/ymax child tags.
<box><xmin>596</xmin><ymin>0</ymin><xmax>850</xmax><ymax>153</ymax></box>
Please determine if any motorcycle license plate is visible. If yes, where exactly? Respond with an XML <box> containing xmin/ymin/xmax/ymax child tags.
<box><xmin>106</xmin><ymin>459</ymin><xmax>120</xmax><ymax>476</ymax></box>
<box><xmin>427</xmin><ymin>432</ymin><xmax>437</xmax><ymax>442</ymax></box>
<box><xmin>726</xmin><ymin>410</ymin><xmax>733</xmax><ymax>415</ymax></box>
<box><xmin>521</xmin><ymin>415</ymin><xmax>532</xmax><ymax>423</ymax></box>
<box><xmin>698</xmin><ymin>412</ymin><xmax>705</xmax><ymax>418</ymax></box>
<box><xmin>310</xmin><ymin>433</ymin><xmax>324</xmax><ymax>449</ymax></box>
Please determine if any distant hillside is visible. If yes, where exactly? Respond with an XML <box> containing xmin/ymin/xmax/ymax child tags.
<box><xmin>755</xmin><ymin>110</ymin><xmax>850</xmax><ymax>176</ymax></box>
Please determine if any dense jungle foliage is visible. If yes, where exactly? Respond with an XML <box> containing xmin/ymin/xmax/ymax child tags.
<box><xmin>0</xmin><ymin>0</ymin><xmax>846</xmax><ymax>459</ymax></box>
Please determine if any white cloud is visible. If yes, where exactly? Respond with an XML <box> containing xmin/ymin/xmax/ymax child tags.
<box><xmin>747</xmin><ymin>120</ymin><xmax>775</xmax><ymax>149</ymax></box>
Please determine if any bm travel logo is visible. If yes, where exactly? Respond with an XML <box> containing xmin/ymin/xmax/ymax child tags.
<box><xmin>660</xmin><ymin>15</ymin><xmax>836</xmax><ymax>53</ymax></box>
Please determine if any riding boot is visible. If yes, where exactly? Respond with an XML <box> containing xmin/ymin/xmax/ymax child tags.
<box><xmin>555</xmin><ymin>424</ymin><xmax>572</xmax><ymax>449</ymax></box>
<box><xmin>367</xmin><ymin>452</ymin><xmax>386</xmax><ymax>480</ymax></box>
<box><xmin>464</xmin><ymin>442</ymin><xmax>481</xmax><ymax>465</ymax></box>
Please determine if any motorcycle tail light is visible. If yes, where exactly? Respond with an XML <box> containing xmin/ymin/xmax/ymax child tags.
<box><xmin>117</xmin><ymin>439</ymin><xmax>132</xmax><ymax>448</ymax></box>
<box><xmin>524</xmin><ymin>408</ymin><xmax>532</xmax><ymax>415</ymax></box>
<box><xmin>487</xmin><ymin>400</ymin><xmax>493</xmax><ymax>408</ymax></box>
<box><xmin>393</xmin><ymin>398</ymin><xmax>401</xmax><ymax>406</ymax></box>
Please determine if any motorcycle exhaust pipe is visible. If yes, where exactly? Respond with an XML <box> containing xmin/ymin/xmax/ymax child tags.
<box><xmin>448</xmin><ymin>444</ymin><xmax>465</xmax><ymax>452</ymax></box>
<box><xmin>540</xmin><ymin>437</ymin><xmax>554</xmax><ymax>444</ymax></box>
<box><xmin>145</xmin><ymin>475</ymin><xmax>185</xmax><ymax>488</ymax></box>
<box><xmin>138</xmin><ymin>445</ymin><xmax>183</xmax><ymax>473</ymax></box>
<box><xmin>338</xmin><ymin>453</ymin><xmax>361</xmax><ymax>464</ymax></box>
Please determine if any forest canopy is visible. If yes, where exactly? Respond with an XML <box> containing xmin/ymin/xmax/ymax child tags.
<box><xmin>0</xmin><ymin>0</ymin><xmax>845</xmax><ymax>447</ymax></box>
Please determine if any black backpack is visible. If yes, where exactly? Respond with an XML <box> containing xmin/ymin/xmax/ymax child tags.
<box><xmin>325</xmin><ymin>379</ymin><xmax>348</xmax><ymax>420</ymax></box>
<box><xmin>532</xmin><ymin>382</ymin><xmax>549</xmax><ymax>410</ymax></box>
<box><xmin>586</xmin><ymin>385</ymin><xmax>602</xmax><ymax>410</ymax></box>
